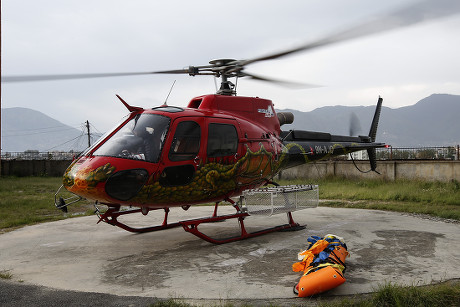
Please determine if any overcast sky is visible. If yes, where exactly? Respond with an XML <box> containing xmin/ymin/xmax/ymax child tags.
<box><xmin>2</xmin><ymin>0</ymin><xmax>460</xmax><ymax>132</ymax></box>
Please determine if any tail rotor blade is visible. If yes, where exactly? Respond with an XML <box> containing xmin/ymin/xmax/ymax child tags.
<box><xmin>349</xmin><ymin>112</ymin><xmax>362</xmax><ymax>136</ymax></box>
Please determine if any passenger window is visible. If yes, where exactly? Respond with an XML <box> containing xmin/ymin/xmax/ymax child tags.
<box><xmin>207</xmin><ymin>123</ymin><xmax>238</xmax><ymax>157</ymax></box>
<box><xmin>169</xmin><ymin>121</ymin><xmax>201</xmax><ymax>161</ymax></box>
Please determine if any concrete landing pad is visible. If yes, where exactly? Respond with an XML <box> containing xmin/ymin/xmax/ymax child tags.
<box><xmin>1</xmin><ymin>206</ymin><xmax>459</xmax><ymax>300</ymax></box>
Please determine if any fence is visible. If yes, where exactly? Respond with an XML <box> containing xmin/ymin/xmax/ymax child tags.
<box><xmin>1</xmin><ymin>151</ymin><xmax>79</xmax><ymax>161</ymax></box>
<box><xmin>1</xmin><ymin>159</ymin><xmax>72</xmax><ymax>177</ymax></box>
<box><xmin>375</xmin><ymin>146</ymin><xmax>460</xmax><ymax>161</ymax></box>
<box><xmin>277</xmin><ymin>160</ymin><xmax>460</xmax><ymax>182</ymax></box>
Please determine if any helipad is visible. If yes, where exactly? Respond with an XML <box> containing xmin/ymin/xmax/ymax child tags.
<box><xmin>1</xmin><ymin>206</ymin><xmax>459</xmax><ymax>301</ymax></box>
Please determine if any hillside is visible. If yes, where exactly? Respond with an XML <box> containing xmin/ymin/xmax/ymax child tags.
<box><xmin>280</xmin><ymin>94</ymin><xmax>460</xmax><ymax>147</ymax></box>
<box><xmin>1</xmin><ymin>107</ymin><xmax>89</xmax><ymax>152</ymax></box>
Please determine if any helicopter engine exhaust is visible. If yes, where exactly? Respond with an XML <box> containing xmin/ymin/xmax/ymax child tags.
<box><xmin>277</xmin><ymin>112</ymin><xmax>294</xmax><ymax>126</ymax></box>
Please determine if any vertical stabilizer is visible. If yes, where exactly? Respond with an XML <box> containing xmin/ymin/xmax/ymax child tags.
<box><xmin>368</xmin><ymin>97</ymin><xmax>383</xmax><ymax>142</ymax></box>
<box><xmin>367</xmin><ymin>97</ymin><xmax>383</xmax><ymax>172</ymax></box>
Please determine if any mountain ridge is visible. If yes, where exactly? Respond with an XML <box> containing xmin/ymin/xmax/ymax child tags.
<box><xmin>280</xmin><ymin>93</ymin><xmax>460</xmax><ymax>147</ymax></box>
<box><xmin>1</xmin><ymin>107</ymin><xmax>88</xmax><ymax>152</ymax></box>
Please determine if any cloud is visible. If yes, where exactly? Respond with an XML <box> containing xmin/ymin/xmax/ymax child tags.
<box><xmin>2</xmin><ymin>0</ymin><xmax>460</xmax><ymax>132</ymax></box>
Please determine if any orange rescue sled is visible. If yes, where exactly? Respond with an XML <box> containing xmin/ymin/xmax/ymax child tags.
<box><xmin>293</xmin><ymin>234</ymin><xmax>349</xmax><ymax>297</ymax></box>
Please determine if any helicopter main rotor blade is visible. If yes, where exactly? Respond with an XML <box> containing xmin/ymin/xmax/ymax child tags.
<box><xmin>241</xmin><ymin>0</ymin><xmax>460</xmax><ymax>66</ymax></box>
<box><xmin>1</xmin><ymin>69</ymin><xmax>195</xmax><ymax>83</ymax></box>
<box><xmin>241</xmin><ymin>72</ymin><xmax>322</xmax><ymax>89</ymax></box>
<box><xmin>1</xmin><ymin>64</ymin><xmax>220</xmax><ymax>83</ymax></box>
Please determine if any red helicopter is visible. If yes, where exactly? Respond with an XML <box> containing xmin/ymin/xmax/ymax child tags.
<box><xmin>39</xmin><ymin>55</ymin><xmax>384</xmax><ymax>244</ymax></box>
<box><xmin>50</xmin><ymin>83</ymin><xmax>383</xmax><ymax>244</ymax></box>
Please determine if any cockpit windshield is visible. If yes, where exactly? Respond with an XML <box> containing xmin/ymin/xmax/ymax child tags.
<box><xmin>93</xmin><ymin>113</ymin><xmax>170</xmax><ymax>163</ymax></box>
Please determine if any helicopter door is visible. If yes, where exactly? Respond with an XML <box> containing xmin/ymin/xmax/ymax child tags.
<box><xmin>206</xmin><ymin>119</ymin><xmax>240</xmax><ymax>164</ymax></box>
<box><xmin>159</xmin><ymin>118</ymin><xmax>203</xmax><ymax>187</ymax></box>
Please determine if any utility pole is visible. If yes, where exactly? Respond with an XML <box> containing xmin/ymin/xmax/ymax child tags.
<box><xmin>86</xmin><ymin>120</ymin><xmax>91</xmax><ymax>148</ymax></box>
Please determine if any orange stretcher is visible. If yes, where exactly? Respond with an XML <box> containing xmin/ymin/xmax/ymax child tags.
<box><xmin>293</xmin><ymin>234</ymin><xmax>349</xmax><ymax>297</ymax></box>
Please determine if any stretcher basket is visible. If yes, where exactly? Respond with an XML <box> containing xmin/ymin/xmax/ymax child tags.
<box><xmin>241</xmin><ymin>184</ymin><xmax>318</xmax><ymax>216</ymax></box>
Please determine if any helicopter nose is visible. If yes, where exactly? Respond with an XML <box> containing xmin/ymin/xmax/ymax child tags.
<box><xmin>105</xmin><ymin>169</ymin><xmax>149</xmax><ymax>201</ymax></box>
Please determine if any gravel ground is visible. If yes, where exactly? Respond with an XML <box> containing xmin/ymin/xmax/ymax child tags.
<box><xmin>0</xmin><ymin>279</ymin><xmax>339</xmax><ymax>307</ymax></box>
<box><xmin>0</xmin><ymin>279</ymin><xmax>159</xmax><ymax>307</ymax></box>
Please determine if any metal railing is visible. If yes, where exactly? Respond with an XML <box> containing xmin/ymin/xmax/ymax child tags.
<box><xmin>0</xmin><ymin>151</ymin><xmax>80</xmax><ymax>161</ymax></box>
<box><xmin>376</xmin><ymin>145</ymin><xmax>460</xmax><ymax>161</ymax></box>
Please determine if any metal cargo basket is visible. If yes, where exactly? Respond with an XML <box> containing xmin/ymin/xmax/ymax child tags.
<box><xmin>241</xmin><ymin>184</ymin><xmax>318</xmax><ymax>216</ymax></box>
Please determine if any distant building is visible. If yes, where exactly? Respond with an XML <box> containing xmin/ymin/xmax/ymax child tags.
<box><xmin>349</xmin><ymin>150</ymin><xmax>368</xmax><ymax>160</ymax></box>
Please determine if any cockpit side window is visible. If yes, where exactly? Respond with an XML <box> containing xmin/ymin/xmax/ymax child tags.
<box><xmin>93</xmin><ymin>113</ymin><xmax>170</xmax><ymax>163</ymax></box>
<box><xmin>207</xmin><ymin>123</ymin><xmax>238</xmax><ymax>157</ymax></box>
<box><xmin>169</xmin><ymin>121</ymin><xmax>201</xmax><ymax>161</ymax></box>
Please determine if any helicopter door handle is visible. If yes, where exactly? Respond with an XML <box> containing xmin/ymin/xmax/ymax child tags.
<box><xmin>194</xmin><ymin>156</ymin><xmax>202</xmax><ymax>166</ymax></box>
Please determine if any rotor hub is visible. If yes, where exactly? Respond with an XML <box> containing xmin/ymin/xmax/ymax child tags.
<box><xmin>209</xmin><ymin>58</ymin><xmax>237</xmax><ymax>66</ymax></box>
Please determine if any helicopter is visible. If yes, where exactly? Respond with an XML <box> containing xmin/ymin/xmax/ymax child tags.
<box><xmin>49</xmin><ymin>73</ymin><xmax>383</xmax><ymax>244</ymax></box>
<box><xmin>49</xmin><ymin>61</ymin><xmax>386</xmax><ymax>244</ymax></box>
<box><xmin>3</xmin><ymin>0</ymin><xmax>457</xmax><ymax>244</ymax></box>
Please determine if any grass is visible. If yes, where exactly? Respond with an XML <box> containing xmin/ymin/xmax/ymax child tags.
<box><xmin>150</xmin><ymin>299</ymin><xmax>194</xmax><ymax>307</ymax></box>
<box><xmin>280</xmin><ymin>177</ymin><xmax>460</xmax><ymax>220</ymax></box>
<box><xmin>319</xmin><ymin>280</ymin><xmax>460</xmax><ymax>307</ymax></box>
<box><xmin>0</xmin><ymin>270</ymin><xmax>13</xmax><ymax>280</ymax></box>
<box><xmin>0</xmin><ymin>176</ymin><xmax>94</xmax><ymax>232</ymax></box>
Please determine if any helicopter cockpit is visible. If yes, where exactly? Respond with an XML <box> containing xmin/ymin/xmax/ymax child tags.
<box><xmin>93</xmin><ymin>113</ymin><xmax>170</xmax><ymax>163</ymax></box>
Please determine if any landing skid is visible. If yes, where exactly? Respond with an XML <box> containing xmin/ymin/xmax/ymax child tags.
<box><xmin>95</xmin><ymin>200</ymin><xmax>304</xmax><ymax>244</ymax></box>
<box><xmin>181</xmin><ymin>214</ymin><xmax>304</xmax><ymax>244</ymax></box>
<box><xmin>180</xmin><ymin>198</ymin><xmax>305</xmax><ymax>244</ymax></box>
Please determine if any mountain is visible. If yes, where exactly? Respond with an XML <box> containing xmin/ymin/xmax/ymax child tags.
<box><xmin>1</xmin><ymin>107</ymin><xmax>89</xmax><ymax>152</ymax></box>
<box><xmin>1</xmin><ymin>94</ymin><xmax>459</xmax><ymax>152</ymax></box>
<box><xmin>280</xmin><ymin>94</ymin><xmax>460</xmax><ymax>147</ymax></box>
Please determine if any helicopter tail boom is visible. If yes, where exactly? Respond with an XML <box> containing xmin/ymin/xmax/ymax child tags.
<box><xmin>280</xmin><ymin>97</ymin><xmax>385</xmax><ymax>171</ymax></box>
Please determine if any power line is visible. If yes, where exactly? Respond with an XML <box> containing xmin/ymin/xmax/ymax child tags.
<box><xmin>45</xmin><ymin>133</ymin><xmax>85</xmax><ymax>151</ymax></box>
<box><xmin>2</xmin><ymin>124</ymin><xmax>80</xmax><ymax>133</ymax></box>
<box><xmin>3</xmin><ymin>119</ymin><xmax>105</xmax><ymax>151</ymax></box>
<box><xmin>89</xmin><ymin>122</ymin><xmax>103</xmax><ymax>135</ymax></box>
<box><xmin>2</xmin><ymin>127</ymin><xmax>79</xmax><ymax>137</ymax></box>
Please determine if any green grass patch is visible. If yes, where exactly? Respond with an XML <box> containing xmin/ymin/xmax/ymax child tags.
<box><xmin>0</xmin><ymin>176</ymin><xmax>94</xmax><ymax>232</ymax></box>
<box><xmin>280</xmin><ymin>178</ymin><xmax>460</xmax><ymax>220</ymax></box>
<box><xmin>150</xmin><ymin>299</ymin><xmax>193</xmax><ymax>307</ymax></box>
<box><xmin>0</xmin><ymin>270</ymin><xmax>13</xmax><ymax>280</ymax></box>
<box><xmin>319</xmin><ymin>280</ymin><xmax>460</xmax><ymax>307</ymax></box>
